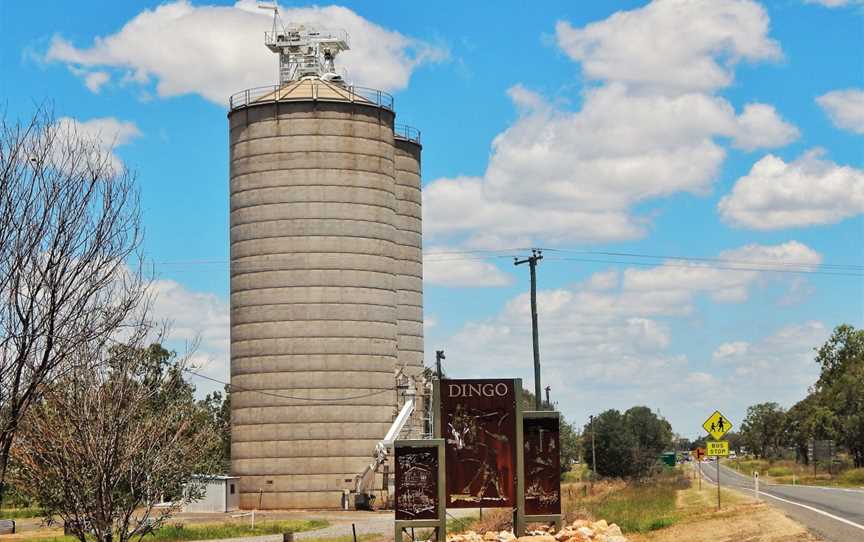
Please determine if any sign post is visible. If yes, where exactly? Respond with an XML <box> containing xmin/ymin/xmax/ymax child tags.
<box><xmin>394</xmin><ymin>439</ymin><xmax>446</xmax><ymax>542</ymax></box>
<box><xmin>694</xmin><ymin>447</ymin><xmax>705</xmax><ymax>490</ymax></box>
<box><xmin>521</xmin><ymin>411</ymin><xmax>563</xmax><ymax>533</ymax></box>
<box><xmin>702</xmin><ymin>410</ymin><xmax>733</xmax><ymax>511</ymax></box>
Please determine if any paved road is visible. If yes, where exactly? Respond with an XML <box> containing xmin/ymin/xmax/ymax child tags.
<box><xmin>698</xmin><ymin>460</ymin><xmax>864</xmax><ymax>542</ymax></box>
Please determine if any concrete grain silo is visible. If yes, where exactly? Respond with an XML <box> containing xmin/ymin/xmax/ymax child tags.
<box><xmin>393</xmin><ymin>128</ymin><xmax>423</xmax><ymax>376</ymax></box>
<box><xmin>227</xmin><ymin>14</ymin><xmax>424</xmax><ymax>509</ymax></box>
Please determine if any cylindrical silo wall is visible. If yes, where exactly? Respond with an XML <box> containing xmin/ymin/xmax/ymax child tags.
<box><xmin>394</xmin><ymin>138</ymin><xmax>423</xmax><ymax>375</ymax></box>
<box><xmin>229</xmin><ymin>100</ymin><xmax>398</xmax><ymax>509</ymax></box>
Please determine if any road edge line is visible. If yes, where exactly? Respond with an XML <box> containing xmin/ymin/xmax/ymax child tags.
<box><xmin>702</xmin><ymin>464</ymin><xmax>864</xmax><ymax>532</ymax></box>
<box><xmin>758</xmin><ymin>491</ymin><xmax>864</xmax><ymax>532</ymax></box>
<box><xmin>769</xmin><ymin>484</ymin><xmax>864</xmax><ymax>494</ymax></box>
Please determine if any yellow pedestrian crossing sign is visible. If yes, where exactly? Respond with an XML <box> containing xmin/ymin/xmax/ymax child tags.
<box><xmin>702</xmin><ymin>410</ymin><xmax>732</xmax><ymax>440</ymax></box>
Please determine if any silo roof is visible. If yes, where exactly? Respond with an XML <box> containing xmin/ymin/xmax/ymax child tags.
<box><xmin>229</xmin><ymin>78</ymin><xmax>393</xmax><ymax>111</ymax></box>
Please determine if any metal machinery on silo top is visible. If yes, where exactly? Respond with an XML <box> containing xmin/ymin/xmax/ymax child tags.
<box><xmin>228</xmin><ymin>3</ymin><xmax>425</xmax><ymax>509</ymax></box>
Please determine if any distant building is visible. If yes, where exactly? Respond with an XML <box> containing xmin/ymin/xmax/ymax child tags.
<box><xmin>184</xmin><ymin>476</ymin><xmax>240</xmax><ymax>513</ymax></box>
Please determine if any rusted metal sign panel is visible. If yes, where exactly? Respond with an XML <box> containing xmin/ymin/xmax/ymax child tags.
<box><xmin>440</xmin><ymin>379</ymin><xmax>517</xmax><ymax>508</ymax></box>
<box><xmin>523</xmin><ymin>415</ymin><xmax>561</xmax><ymax>515</ymax></box>
<box><xmin>395</xmin><ymin>445</ymin><xmax>439</xmax><ymax>520</ymax></box>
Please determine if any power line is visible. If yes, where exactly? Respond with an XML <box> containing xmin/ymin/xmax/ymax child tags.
<box><xmin>157</xmin><ymin>256</ymin><xmax>864</xmax><ymax>277</ymax></box>
<box><xmin>151</xmin><ymin>248</ymin><xmax>864</xmax><ymax>277</ymax></box>
<box><xmin>183</xmin><ymin>367</ymin><xmax>393</xmax><ymax>402</ymax></box>
<box><xmin>539</xmin><ymin>248</ymin><xmax>864</xmax><ymax>271</ymax></box>
<box><xmin>540</xmin><ymin>256</ymin><xmax>864</xmax><ymax>278</ymax></box>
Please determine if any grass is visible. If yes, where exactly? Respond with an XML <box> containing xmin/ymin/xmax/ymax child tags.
<box><xmin>766</xmin><ymin>466</ymin><xmax>793</xmax><ymax>477</ymax></box>
<box><xmin>12</xmin><ymin>519</ymin><xmax>328</xmax><ymax>542</ymax></box>
<box><xmin>566</xmin><ymin>469</ymin><xmax>689</xmax><ymax>534</ymax></box>
<box><xmin>302</xmin><ymin>536</ymin><xmax>381</xmax><ymax>542</ymax></box>
<box><xmin>840</xmin><ymin>468</ymin><xmax>864</xmax><ymax>486</ymax></box>
<box><xmin>725</xmin><ymin>457</ymin><xmax>864</xmax><ymax>488</ymax></box>
<box><xmin>146</xmin><ymin>519</ymin><xmax>327</xmax><ymax>540</ymax></box>
<box><xmin>0</xmin><ymin>507</ymin><xmax>45</xmax><ymax>519</ymax></box>
<box><xmin>561</xmin><ymin>464</ymin><xmax>589</xmax><ymax>484</ymax></box>
<box><xmin>446</xmin><ymin>514</ymin><xmax>478</xmax><ymax>534</ymax></box>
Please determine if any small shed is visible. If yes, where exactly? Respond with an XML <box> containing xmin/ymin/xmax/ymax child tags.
<box><xmin>184</xmin><ymin>475</ymin><xmax>240</xmax><ymax>513</ymax></box>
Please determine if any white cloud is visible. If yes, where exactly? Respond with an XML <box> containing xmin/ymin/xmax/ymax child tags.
<box><xmin>436</xmin><ymin>241</ymin><xmax>822</xmax><ymax>378</ymax></box>
<box><xmin>431</xmin><ymin>243</ymin><xmax>824</xmax><ymax>431</ymax></box>
<box><xmin>84</xmin><ymin>71</ymin><xmax>110</xmax><ymax>93</ymax></box>
<box><xmin>54</xmin><ymin>116</ymin><xmax>141</xmax><ymax>172</ymax></box>
<box><xmin>149</xmin><ymin>278</ymin><xmax>230</xmax><ymax>388</ymax></box>
<box><xmin>425</xmin><ymin>85</ymin><xmax>797</xmax><ymax>247</ymax></box>
<box><xmin>817</xmin><ymin>88</ymin><xmax>864</xmax><ymax>134</ymax></box>
<box><xmin>712</xmin><ymin>341</ymin><xmax>750</xmax><ymax>362</ymax></box>
<box><xmin>555</xmin><ymin>0</ymin><xmax>781</xmax><ymax>94</ymax></box>
<box><xmin>424</xmin><ymin>3</ymin><xmax>797</xmax><ymax>249</ymax></box>
<box><xmin>617</xmin><ymin>241</ymin><xmax>822</xmax><ymax>313</ymax></box>
<box><xmin>45</xmin><ymin>0</ymin><xmax>446</xmax><ymax>105</ymax></box>
<box><xmin>719</xmin><ymin>149</ymin><xmax>864</xmax><ymax>230</ymax></box>
<box><xmin>58</xmin><ymin>116</ymin><xmax>141</xmax><ymax>147</ymax></box>
<box><xmin>712</xmin><ymin>321</ymin><xmax>829</xmax><ymax>391</ymax></box>
<box><xmin>732</xmin><ymin>103</ymin><xmax>800</xmax><ymax>150</ymax></box>
<box><xmin>805</xmin><ymin>0</ymin><xmax>864</xmax><ymax>7</ymax></box>
<box><xmin>423</xmin><ymin>248</ymin><xmax>513</xmax><ymax>287</ymax></box>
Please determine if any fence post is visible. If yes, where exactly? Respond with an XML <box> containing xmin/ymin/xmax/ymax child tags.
<box><xmin>754</xmin><ymin>471</ymin><xmax>760</xmax><ymax>501</ymax></box>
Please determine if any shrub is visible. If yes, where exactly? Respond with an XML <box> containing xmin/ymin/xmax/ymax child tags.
<box><xmin>841</xmin><ymin>468</ymin><xmax>864</xmax><ymax>485</ymax></box>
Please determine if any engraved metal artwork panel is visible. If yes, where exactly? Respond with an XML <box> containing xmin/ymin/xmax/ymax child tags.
<box><xmin>395</xmin><ymin>445</ymin><xmax>439</xmax><ymax>520</ymax></box>
<box><xmin>440</xmin><ymin>379</ymin><xmax>516</xmax><ymax>508</ymax></box>
<box><xmin>524</xmin><ymin>416</ymin><xmax>561</xmax><ymax>515</ymax></box>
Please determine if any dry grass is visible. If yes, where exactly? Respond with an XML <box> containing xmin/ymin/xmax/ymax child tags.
<box><xmin>471</xmin><ymin>509</ymin><xmax>512</xmax><ymax>533</ymax></box>
<box><xmin>726</xmin><ymin>458</ymin><xmax>864</xmax><ymax>488</ymax></box>
<box><xmin>629</xmin><ymin>465</ymin><xmax>824</xmax><ymax>542</ymax></box>
<box><xmin>561</xmin><ymin>472</ymin><xmax>686</xmax><ymax>534</ymax></box>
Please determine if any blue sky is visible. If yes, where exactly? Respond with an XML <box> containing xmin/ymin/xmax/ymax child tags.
<box><xmin>2</xmin><ymin>0</ymin><xmax>862</xmax><ymax>439</ymax></box>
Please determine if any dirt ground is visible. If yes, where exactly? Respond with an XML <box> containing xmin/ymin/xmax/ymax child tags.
<box><xmin>629</xmin><ymin>483</ymin><xmax>824</xmax><ymax>542</ymax></box>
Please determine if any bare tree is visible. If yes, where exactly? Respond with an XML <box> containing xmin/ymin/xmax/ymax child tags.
<box><xmin>0</xmin><ymin>107</ymin><xmax>147</xmax><ymax>501</ymax></box>
<box><xmin>11</xmin><ymin>336</ymin><xmax>220</xmax><ymax>542</ymax></box>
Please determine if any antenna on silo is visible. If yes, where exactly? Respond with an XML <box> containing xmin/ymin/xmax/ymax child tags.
<box><xmin>258</xmin><ymin>1</ymin><xmax>350</xmax><ymax>86</ymax></box>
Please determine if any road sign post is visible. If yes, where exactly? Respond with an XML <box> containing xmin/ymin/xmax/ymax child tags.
<box><xmin>702</xmin><ymin>410</ymin><xmax>733</xmax><ymax>512</ymax></box>
<box><xmin>716</xmin><ymin>457</ymin><xmax>721</xmax><ymax>510</ymax></box>
<box><xmin>694</xmin><ymin>447</ymin><xmax>705</xmax><ymax>491</ymax></box>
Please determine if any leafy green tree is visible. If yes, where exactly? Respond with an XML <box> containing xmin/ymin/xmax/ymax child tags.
<box><xmin>583</xmin><ymin>410</ymin><xmax>636</xmax><ymax>478</ymax></box>
<box><xmin>740</xmin><ymin>402</ymin><xmax>786</xmax><ymax>458</ymax></box>
<box><xmin>582</xmin><ymin>407</ymin><xmax>671</xmax><ymax>478</ymax></box>
<box><xmin>691</xmin><ymin>436</ymin><xmax>708</xmax><ymax>450</ymax></box>
<box><xmin>558</xmin><ymin>417</ymin><xmax>581</xmax><ymax>475</ymax></box>
<box><xmin>12</xmin><ymin>341</ymin><xmax>220</xmax><ymax>542</ymax></box>
<box><xmin>200</xmin><ymin>386</ymin><xmax>232</xmax><ymax>472</ymax></box>
<box><xmin>624</xmin><ymin>406</ymin><xmax>673</xmax><ymax>475</ymax></box>
<box><xmin>812</xmin><ymin>324</ymin><xmax>864</xmax><ymax>467</ymax></box>
<box><xmin>724</xmin><ymin>431</ymin><xmax>743</xmax><ymax>455</ymax></box>
<box><xmin>784</xmin><ymin>396</ymin><xmax>836</xmax><ymax>465</ymax></box>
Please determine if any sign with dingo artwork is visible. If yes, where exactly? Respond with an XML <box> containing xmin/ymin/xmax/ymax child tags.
<box><xmin>394</xmin><ymin>444</ymin><xmax>439</xmax><ymax>520</ymax></box>
<box><xmin>523</xmin><ymin>413</ymin><xmax>561</xmax><ymax>515</ymax></box>
<box><xmin>439</xmin><ymin>379</ymin><xmax>517</xmax><ymax>508</ymax></box>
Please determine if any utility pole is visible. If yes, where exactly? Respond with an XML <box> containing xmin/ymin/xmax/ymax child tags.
<box><xmin>589</xmin><ymin>414</ymin><xmax>597</xmax><ymax>485</ymax></box>
<box><xmin>514</xmin><ymin>249</ymin><xmax>543</xmax><ymax>410</ymax></box>
<box><xmin>435</xmin><ymin>350</ymin><xmax>445</xmax><ymax>379</ymax></box>
<box><xmin>544</xmin><ymin>385</ymin><xmax>551</xmax><ymax>410</ymax></box>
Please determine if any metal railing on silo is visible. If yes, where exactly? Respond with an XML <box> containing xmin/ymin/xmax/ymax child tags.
<box><xmin>394</xmin><ymin>124</ymin><xmax>421</xmax><ymax>144</ymax></box>
<box><xmin>228</xmin><ymin>83</ymin><xmax>394</xmax><ymax>112</ymax></box>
